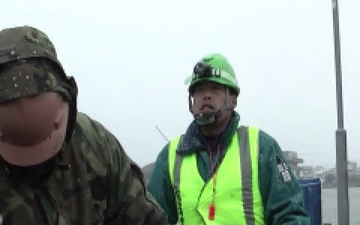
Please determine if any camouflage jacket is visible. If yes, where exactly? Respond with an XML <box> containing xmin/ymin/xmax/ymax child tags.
<box><xmin>0</xmin><ymin>112</ymin><xmax>168</xmax><ymax>225</ymax></box>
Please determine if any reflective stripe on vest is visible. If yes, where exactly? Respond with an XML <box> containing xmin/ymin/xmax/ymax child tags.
<box><xmin>168</xmin><ymin>126</ymin><xmax>265</xmax><ymax>225</ymax></box>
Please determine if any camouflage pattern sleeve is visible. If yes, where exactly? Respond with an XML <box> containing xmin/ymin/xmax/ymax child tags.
<box><xmin>95</xmin><ymin>120</ymin><xmax>169</xmax><ymax>225</ymax></box>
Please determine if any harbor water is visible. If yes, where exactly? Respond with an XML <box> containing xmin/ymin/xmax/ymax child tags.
<box><xmin>322</xmin><ymin>187</ymin><xmax>360</xmax><ymax>225</ymax></box>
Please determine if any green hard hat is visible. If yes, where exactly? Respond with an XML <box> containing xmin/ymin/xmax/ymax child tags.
<box><xmin>185</xmin><ymin>53</ymin><xmax>240</xmax><ymax>95</ymax></box>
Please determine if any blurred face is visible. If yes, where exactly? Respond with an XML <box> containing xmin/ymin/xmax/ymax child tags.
<box><xmin>191</xmin><ymin>81</ymin><xmax>237</xmax><ymax>124</ymax></box>
<box><xmin>192</xmin><ymin>81</ymin><xmax>227</xmax><ymax>115</ymax></box>
<box><xmin>0</xmin><ymin>92</ymin><xmax>69</xmax><ymax>166</ymax></box>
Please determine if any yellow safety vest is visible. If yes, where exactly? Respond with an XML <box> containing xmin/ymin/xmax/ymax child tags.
<box><xmin>168</xmin><ymin>126</ymin><xmax>265</xmax><ymax>225</ymax></box>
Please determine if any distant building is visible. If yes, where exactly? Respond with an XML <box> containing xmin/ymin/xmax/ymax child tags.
<box><xmin>315</xmin><ymin>166</ymin><xmax>324</xmax><ymax>175</ymax></box>
<box><xmin>314</xmin><ymin>166</ymin><xmax>325</xmax><ymax>180</ymax></box>
<box><xmin>283</xmin><ymin>151</ymin><xmax>304</xmax><ymax>178</ymax></box>
<box><xmin>348</xmin><ymin>161</ymin><xmax>357</xmax><ymax>176</ymax></box>
<box><xmin>322</xmin><ymin>161</ymin><xmax>360</xmax><ymax>188</ymax></box>
<box><xmin>298</xmin><ymin>166</ymin><xmax>316</xmax><ymax>179</ymax></box>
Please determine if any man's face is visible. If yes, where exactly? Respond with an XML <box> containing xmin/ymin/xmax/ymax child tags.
<box><xmin>0</xmin><ymin>92</ymin><xmax>69</xmax><ymax>166</ymax></box>
<box><xmin>191</xmin><ymin>81</ymin><xmax>235</xmax><ymax>115</ymax></box>
<box><xmin>0</xmin><ymin>93</ymin><xmax>64</xmax><ymax>146</ymax></box>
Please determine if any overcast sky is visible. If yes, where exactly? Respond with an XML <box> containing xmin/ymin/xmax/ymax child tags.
<box><xmin>1</xmin><ymin>0</ymin><xmax>359</xmax><ymax>168</ymax></box>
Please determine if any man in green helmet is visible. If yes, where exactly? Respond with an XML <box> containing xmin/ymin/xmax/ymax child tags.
<box><xmin>148</xmin><ymin>53</ymin><xmax>310</xmax><ymax>224</ymax></box>
<box><xmin>0</xmin><ymin>25</ymin><xmax>169</xmax><ymax>225</ymax></box>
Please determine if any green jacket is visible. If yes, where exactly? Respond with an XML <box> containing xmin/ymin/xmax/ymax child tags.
<box><xmin>0</xmin><ymin>112</ymin><xmax>168</xmax><ymax>225</ymax></box>
<box><xmin>147</xmin><ymin>112</ymin><xmax>310</xmax><ymax>225</ymax></box>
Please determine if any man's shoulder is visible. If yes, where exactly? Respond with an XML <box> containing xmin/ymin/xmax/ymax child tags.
<box><xmin>72</xmin><ymin>112</ymin><xmax>109</xmax><ymax>139</ymax></box>
<box><xmin>237</xmin><ymin>125</ymin><xmax>280</xmax><ymax>153</ymax></box>
<box><xmin>257</xmin><ymin>129</ymin><xmax>278</xmax><ymax>146</ymax></box>
<box><xmin>75</xmin><ymin>112</ymin><xmax>101</xmax><ymax>130</ymax></box>
<box><xmin>69</xmin><ymin>112</ymin><xmax>118</xmax><ymax>163</ymax></box>
<box><xmin>239</xmin><ymin>125</ymin><xmax>278</xmax><ymax>143</ymax></box>
<box><xmin>169</xmin><ymin>134</ymin><xmax>183</xmax><ymax>142</ymax></box>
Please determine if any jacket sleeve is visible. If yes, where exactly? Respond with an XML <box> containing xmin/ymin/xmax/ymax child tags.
<box><xmin>101</xmin><ymin>125</ymin><xmax>169</xmax><ymax>225</ymax></box>
<box><xmin>258</xmin><ymin>131</ymin><xmax>311</xmax><ymax>225</ymax></box>
<box><xmin>147</xmin><ymin>144</ymin><xmax>179</xmax><ymax>225</ymax></box>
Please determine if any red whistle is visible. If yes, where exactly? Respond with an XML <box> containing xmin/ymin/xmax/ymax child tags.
<box><xmin>208</xmin><ymin>204</ymin><xmax>215</xmax><ymax>220</ymax></box>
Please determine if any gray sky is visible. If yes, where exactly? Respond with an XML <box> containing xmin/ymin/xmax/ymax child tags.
<box><xmin>1</xmin><ymin>0</ymin><xmax>359</xmax><ymax>168</ymax></box>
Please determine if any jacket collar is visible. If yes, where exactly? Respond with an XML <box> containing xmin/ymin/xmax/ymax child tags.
<box><xmin>177</xmin><ymin>111</ymin><xmax>240</xmax><ymax>155</ymax></box>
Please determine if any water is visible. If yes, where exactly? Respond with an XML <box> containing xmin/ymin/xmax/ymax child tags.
<box><xmin>322</xmin><ymin>187</ymin><xmax>360</xmax><ymax>225</ymax></box>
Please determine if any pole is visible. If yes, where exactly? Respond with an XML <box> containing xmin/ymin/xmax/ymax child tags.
<box><xmin>331</xmin><ymin>0</ymin><xmax>349</xmax><ymax>224</ymax></box>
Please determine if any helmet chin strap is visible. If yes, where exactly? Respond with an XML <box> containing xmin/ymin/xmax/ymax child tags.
<box><xmin>194</xmin><ymin>107</ymin><xmax>230</xmax><ymax>126</ymax></box>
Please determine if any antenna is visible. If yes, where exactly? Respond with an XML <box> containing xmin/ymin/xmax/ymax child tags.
<box><xmin>155</xmin><ymin>125</ymin><xmax>169</xmax><ymax>142</ymax></box>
